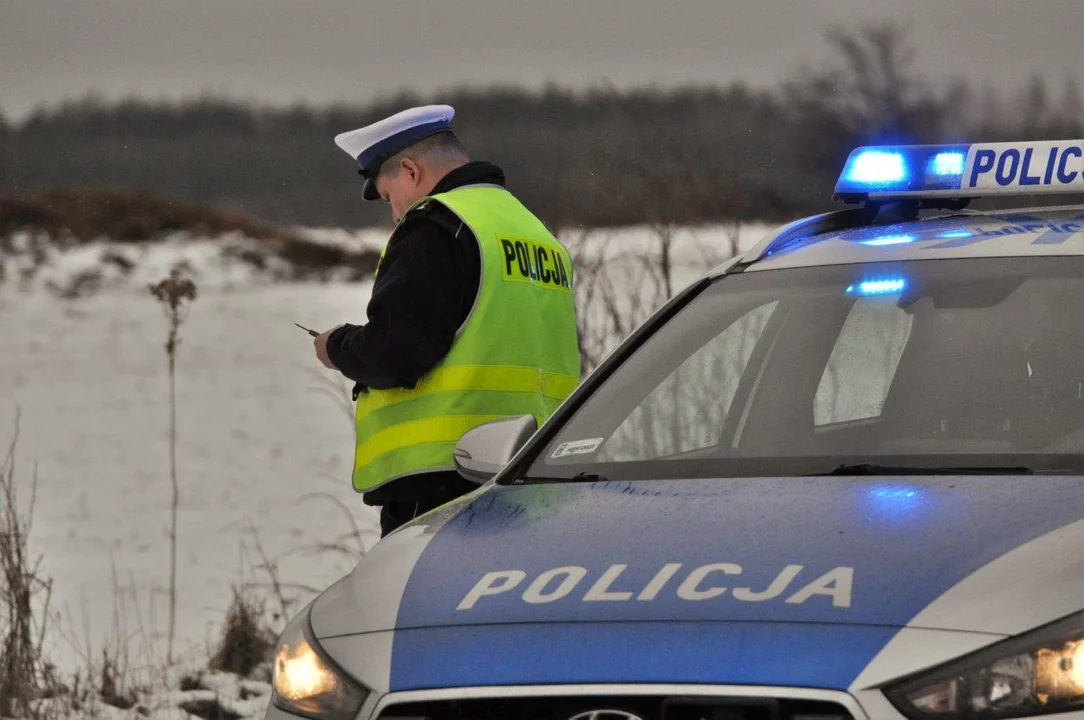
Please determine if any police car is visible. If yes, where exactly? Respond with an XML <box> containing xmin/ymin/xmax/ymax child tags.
<box><xmin>267</xmin><ymin>140</ymin><xmax>1084</xmax><ymax>720</ymax></box>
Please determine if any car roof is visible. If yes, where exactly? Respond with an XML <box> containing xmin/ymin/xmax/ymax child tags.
<box><xmin>730</xmin><ymin>204</ymin><xmax>1084</xmax><ymax>273</ymax></box>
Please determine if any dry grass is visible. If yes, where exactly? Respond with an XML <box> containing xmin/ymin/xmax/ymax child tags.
<box><xmin>0</xmin><ymin>410</ymin><xmax>56</xmax><ymax>719</ymax></box>
<box><xmin>0</xmin><ymin>412</ymin><xmax>146</xmax><ymax>719</ymax></box>
<box><xmin>208</xmin><ymin>589</ymin><xmax>277</xmax><ymax>679</ymax></box>
<box><xmin>0</xmin><ymin>398</ymin><xmax>305</xmax><ymax>720</ymax></box>
<box><xmin>269</xmin><ymin>237</ymin><xmax>379</xmax><ymax>281</ymax></box>
<box><xmin>0</xmin><ymin>189</ymin><xmax>280</xmax><ymax>246</ymax></box>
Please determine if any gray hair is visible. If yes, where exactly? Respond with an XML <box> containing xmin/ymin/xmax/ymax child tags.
<box><xmin>377</xmin><ymin>131</ymin><xmax>469</xmax><ymax>180</ymax></box>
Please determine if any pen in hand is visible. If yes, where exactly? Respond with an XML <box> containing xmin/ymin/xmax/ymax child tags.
<box><xmin>294</xmin><ymin>322</ymin><xmax>319</xmax><ymax>337</ymax></box>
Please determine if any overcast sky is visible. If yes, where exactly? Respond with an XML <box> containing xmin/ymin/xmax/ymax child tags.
<box><xmin>1</xmin><ymin>0</ymin><xmax>1081</xmax><ymax>123</ymax></box>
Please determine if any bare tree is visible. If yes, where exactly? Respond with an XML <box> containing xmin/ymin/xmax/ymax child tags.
<box><xmin>781</xmin><ymin>21</ymin><xmax>948</xmax><ymax>206</ymax></box>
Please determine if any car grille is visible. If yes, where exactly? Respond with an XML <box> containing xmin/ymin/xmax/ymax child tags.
<box><xmin>378</xmin><ymin>695</ymin><xmax>854</xmax><ymax>720</ymax></box>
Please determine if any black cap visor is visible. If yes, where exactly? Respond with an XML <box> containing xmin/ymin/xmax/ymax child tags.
<box><xmin>360</xmin><ymin>171</ymin><xmax>381</xmax><ymax>201</ymax></box>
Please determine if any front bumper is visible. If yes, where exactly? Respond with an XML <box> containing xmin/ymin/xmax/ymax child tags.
<box><xmin>265</xmin><ymin>623</ymin><xmax>1051</xmax><ymax>720</ymax></box>
<box><xmin>265</xmin><ymin>682</ymin><xmax>882</xmax><ymax>720</ymax></box>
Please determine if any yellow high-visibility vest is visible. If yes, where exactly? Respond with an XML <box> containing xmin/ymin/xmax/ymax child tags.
<box><xmin>352</xmin><ymin>184</ymin><xmax>580</xmax><ymax>492</ymax></box>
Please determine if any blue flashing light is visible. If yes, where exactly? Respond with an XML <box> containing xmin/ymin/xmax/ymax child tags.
<box><xmin>844</xmin><ymin>151</ymin><xmax>906</xmax><ymax>185</ymax></box>
<box><xmin>835</xmin><ymin>143</ymin><xmax>971</xmax><ymax>199</ymax></box>
<box><xmin>938</xmin><ymin>230</ymin><xmax>971</xmax><ymax>239</ymax></box>
<box><xmin>846</xmin><ymin>277</ymin><xmax>907</xmax><ymax>296</ymax></box>
<box><xmin>860</xmin><ymin>235</ymin><xmax>915</xmax><ymax>247</ymax></box>
<box><xmin>929</xmin><ymin>151</ymin><xmax>965</xmax><ymax>176</ymax></box>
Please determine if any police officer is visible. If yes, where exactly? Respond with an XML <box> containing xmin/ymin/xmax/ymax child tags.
<box><xmin>313</xmin><ymin>104</ymin><xmax>581</xmax><ymax>538</ymax></box>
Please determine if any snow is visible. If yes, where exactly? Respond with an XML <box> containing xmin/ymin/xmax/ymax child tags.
<box><xmin>293</xmin><ymin>226</ymin><xmax>389</xmax><ymax>254</ymax></box>
<box><xmin>0</xmin><ymin>221</ymin><xmax>775</xmax><ymax>715</ymax></box>
<box><xmin>1</xmin><ymin>282</ymin><xmax>374</xmax><ymax>667</ymax></box>
<box><xmin>3</xmin><ymin>231</ymin><xmax>300</xmax><ymax>297</ymax></box>
<box><xmin>27</xmin><ymin>671</ymin><xmax>275</xmax><ymax>720</ymax></box>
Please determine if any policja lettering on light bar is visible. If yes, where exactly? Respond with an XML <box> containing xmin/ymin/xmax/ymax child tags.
<box><xmin>967</xmin><ymin>142</ymin><xmax>1084</xmax><ymax>189</ymax></box>
<box><xmin>456</xmin><ymin>562</ymin><xmax>854</xmax><ymax>610</ymax></box>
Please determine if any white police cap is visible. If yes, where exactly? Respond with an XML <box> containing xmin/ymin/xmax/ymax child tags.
<box><xmin>334</xmin><ymin>104</ymin><xmax>456</xmax><ymax>201</ymax></box>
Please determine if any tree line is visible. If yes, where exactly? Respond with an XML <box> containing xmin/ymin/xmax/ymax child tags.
<box><xmin>0</xmin><ymin>25</ymin><xmax>1081</xmax><ymax>230</ymax></box>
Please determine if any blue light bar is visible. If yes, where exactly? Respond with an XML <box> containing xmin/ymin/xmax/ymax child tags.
<box><xmin>929</xmin><ymin>151</ymin><xmax>965</xmax><ymax>176</ymax></box>
<box><xmin>834</xmin><ymin>140</ymin><xmax>1084</xmax><ymax>202</ymax></box>
<box><xmin>845</xmin><ymin>151</ymin><xmax>906</xmax><ymax>185</ymax></box>
<box><xmin>846</xmin><ymin>277</ymin><xmax>907</xmax><ymax>296</ymax></box>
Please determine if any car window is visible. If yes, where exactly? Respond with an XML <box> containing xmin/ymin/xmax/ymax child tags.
<box><xmin>597</xmin><ymin>302</ymin><xmax>777</xmax><ymax>462</ymax></box>
<box><xmin>814</xmin><ymin>298</ymin><xmax>913</xmax><ymax>426</ymax></box>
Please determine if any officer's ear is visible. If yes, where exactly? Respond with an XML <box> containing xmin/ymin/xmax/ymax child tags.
<box><xmin>400</xmin><ymin>157</ymin><xmax>422</xmax><ymax>188</ymax></box>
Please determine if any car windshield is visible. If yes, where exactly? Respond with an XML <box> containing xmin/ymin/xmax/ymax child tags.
<box><xmin>525</xmin><ymin>256</ymin><xmax>1084</xmax><ymax>481</ymax></box>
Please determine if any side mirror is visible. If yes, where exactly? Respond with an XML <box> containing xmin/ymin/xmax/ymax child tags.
<box><xmin>453</xmin><ymin>415</ymin><xmax>537</xmax><ymax>484</ymax></box>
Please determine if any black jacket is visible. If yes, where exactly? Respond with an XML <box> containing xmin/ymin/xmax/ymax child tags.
<box><xmin>326</xmin><ymin>161</ymin><xmax>505</xmax><ymax>506</ymax></box>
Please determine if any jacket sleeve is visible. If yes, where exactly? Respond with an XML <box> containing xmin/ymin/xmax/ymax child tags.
<box><xmin>325</xmin><ymin>214</ymin><xmax>479</xmax><ymax>390</ymax></box>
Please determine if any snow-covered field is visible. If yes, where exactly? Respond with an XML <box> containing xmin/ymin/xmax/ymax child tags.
<box><xmin>1</xmin><ymin>282</ymin><xmax>377</xmax><ymax>668</ymax></box>
<box><xmin>0</xmin><ymin>221</ymin><xmax>774</xmax><ymax>712</ymax></box>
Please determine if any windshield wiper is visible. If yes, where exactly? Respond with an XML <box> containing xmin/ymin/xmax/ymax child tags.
<box><xmin>570</xmin><ymin>472</ymin><xmax>611</xmax><ymax>482</ymax></box>
<box><xmin>519</xmin><ymin>471</ymin><xmax>613</xmax><ymax>484</ymax></box>
<box><xmin>811</xmin><ymin>463</ymin><xmax>1035</xmax><ymax>476</ymax></box>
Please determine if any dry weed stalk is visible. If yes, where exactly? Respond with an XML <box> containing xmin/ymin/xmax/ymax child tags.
<box><xmin>568</xmin><ymin>222</ymin><xmax>743</xmax><ymax>374</ymax></box>
<box><xmin>148</xmin><ymin>267</ymin><xmax>198</xmax><ymax>667</ymax></box>
<box><xmin>303</xmin><ymin>366</ymin><xmax>355</xmax><ymax>432</ymax></box>
<box><xmin>241</xmin><ymin>521</ymin><xmax>292</xmax><ymax>630</ymax></box>
<box><xmin>0</xmin><ymin>410</ymin><xmax>55</xmax><ymax>719</ymax></box>
<box><xmin>296</xmin><ymin>492</ymin><xmax>369</xmax><ymax>562</ymax></box>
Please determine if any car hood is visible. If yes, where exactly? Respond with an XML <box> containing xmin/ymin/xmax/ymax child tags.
<box><xmin>311</xmin><ymin>475</ymin><xmax>1084</xmax><ymax>642</ymax></box>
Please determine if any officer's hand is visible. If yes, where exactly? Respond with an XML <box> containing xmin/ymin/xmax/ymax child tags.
<box><xmin>314</xmin><ymin>325</ymin><xmax>344</xmax><ymax>370</ymax></box>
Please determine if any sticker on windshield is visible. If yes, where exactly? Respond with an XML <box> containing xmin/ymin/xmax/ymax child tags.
<box><xmin>551</xmin><ymin>437</ymin><xmax>604</xmax><ymax>458</ymax></box>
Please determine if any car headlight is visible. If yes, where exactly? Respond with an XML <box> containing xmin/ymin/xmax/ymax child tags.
<box><xmin>885</xmin><ymin>612</ymin><xmax>1084</xmax><ymax>719</ymax></box>
<box><xmin>271</xmin><ymin>607</ymin><xmax>369</xmax><ymax>719</ymax></box>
